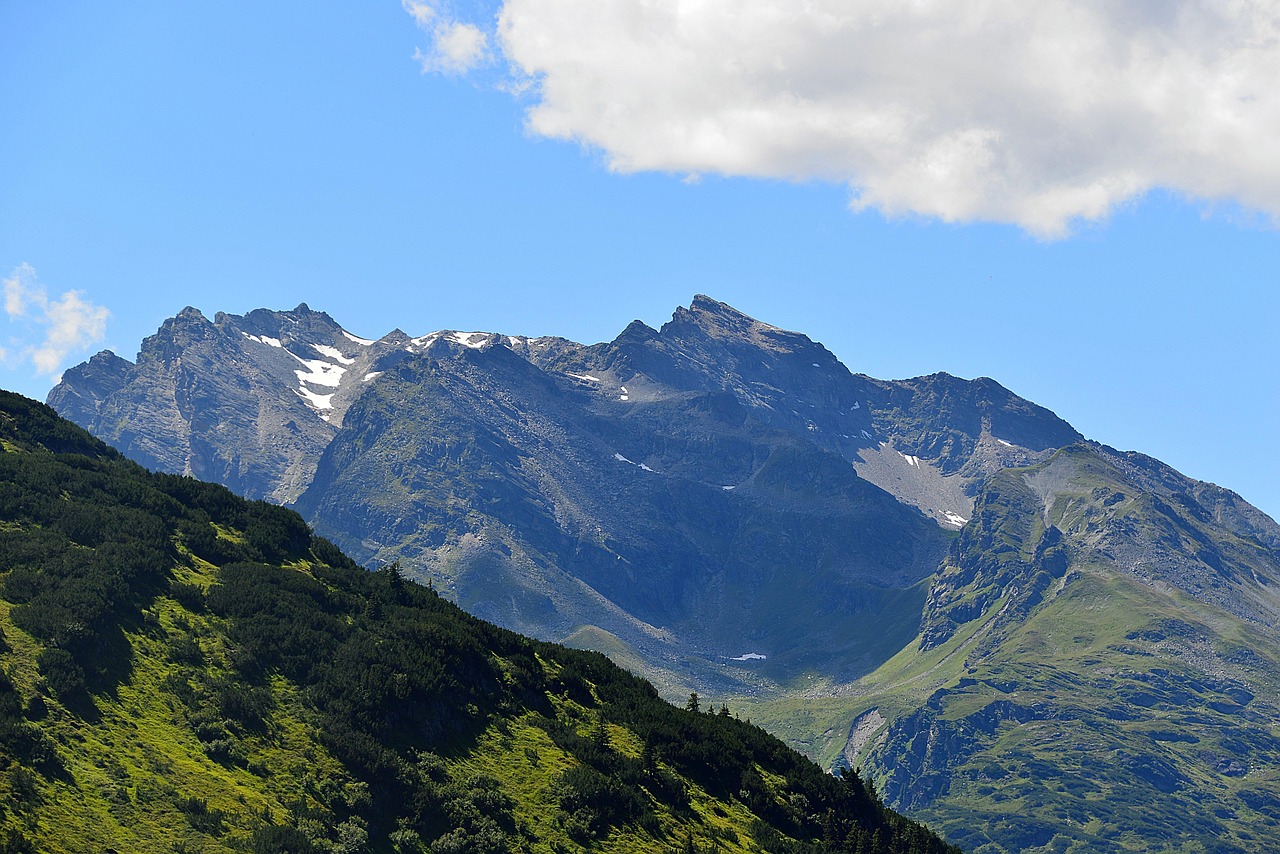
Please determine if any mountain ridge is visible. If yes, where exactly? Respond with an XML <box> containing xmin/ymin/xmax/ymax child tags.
<box><xmin>48</xmin><ymin>296</ymin><xmax>1280</xmax><ymax>853</ymax></box>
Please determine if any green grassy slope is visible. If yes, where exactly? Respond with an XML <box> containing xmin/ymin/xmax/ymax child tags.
<box><xmin>738</xmin><ymin>445</ymin><xmax>1280</xmax><ymax>854</ymax></box>
<box><xmin>0</xmin><ymin>392</ymin><xmax>957</xmax><ymax>854</ymax></box>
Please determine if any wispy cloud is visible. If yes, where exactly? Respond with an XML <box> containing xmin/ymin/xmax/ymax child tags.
<box><xmin>3</xmin><ymin>263</ymin><xmax>110</xmax><ymax>381</ymax></box>
<box><xmin>404</xmin><ymin>1</ymin><xmax>489</xmax><ymax>75</ymax></box>
<box><xmin>413</xmin><ymin>0</ymin><xmax>1280</xmax><ymax>237</ymax></box>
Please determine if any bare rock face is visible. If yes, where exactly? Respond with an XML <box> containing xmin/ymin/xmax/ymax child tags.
<box><xmin>47</xmin><ymin>296</ymin><xmax>1099</xmax><ymax>695</ymax></box>
<box><xmin>51</xmin><ymin>304</ymin><xmax>386</xmax><ymax>503</ymax></box>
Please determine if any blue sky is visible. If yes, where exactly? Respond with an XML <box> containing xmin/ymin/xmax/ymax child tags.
<box><xmin>2</xmin><ymin>2</ymin><xmax>1278</xmax><ymax>519</ymax></box>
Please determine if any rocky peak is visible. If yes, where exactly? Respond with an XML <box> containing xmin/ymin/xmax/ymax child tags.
<box><xmin>69</xmin><ymin>348</ymin><xmax>131</xmax><ymax>377</ymax></box>
<box><xmin>605</xmin><ymin>296</ymin><xmax>841</xmax><ymax>391</ymax></box>
<box><xmin>676</xmin><ymin>294</ymin><xmax>776</xmax><ymax>333</ymax></box>
<box><xmin>232</xmin><ymin>305</ymin><xmax>350</xmax><ymax>350</ymax></box>
<box><xmin>666</xmin><ymin>294</ymin><xmax>812</xmax><ymax>353</ymax></box>
<box><xmin>140</xmin><ymin>307</ymin><xmax>219</xmax><ymax>364</ymax></box>
<box><xmin>44</xmin><ymin>350</ymin><xmax>134</xmax><ymax>424</ymax></box>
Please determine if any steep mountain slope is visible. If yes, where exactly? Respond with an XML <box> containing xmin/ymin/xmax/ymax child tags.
<box><xmin>856</xmin><ymin>372</ymin><xmax>1083</xmax><ymax>527</ymax></box>
<box><xmin>769</xmin><ymin>442</ymin><xmax>1280</xmax><ymax>852</ymax></box>
<box><xmin>0</xmin><ymin>391</ymin><xmax>958</xmax><ymax>854</ymax></box>
<box><xmin>51</xmin><ymin>297</ymin><xmax>1077</xmax><ymax>699</ymax></box>
<box><xmin>48</xmin><ymin>304</ymin><xmax>357</xmax><ymax>503</ymax></box>
<box><xmin>294</xmin><ymin>307</ymin><xmax>949</xmax><ymax>694</ymax></box>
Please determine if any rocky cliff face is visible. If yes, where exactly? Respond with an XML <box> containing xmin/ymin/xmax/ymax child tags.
<box><xmin>49</xmin><ymin>304</ymin><xmax>357</xmax><ymax>502</ymax></box>
<box><xmin>49</xmin><ymin>296</ymin><xmax>1077</xmax><ymax>696</ymax></box>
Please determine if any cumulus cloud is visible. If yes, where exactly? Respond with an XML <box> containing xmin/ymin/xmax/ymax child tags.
<box><xmin>405</xmin><ymin>1</ymin><xmax>489</xmax><ymax>75</ymax></box>
<box><xmin>412</xmin><ymin>0</ymin><xmax>1280</xmax><ymax>236</ymax></box>
<box><xmin>3</xmin><ymin>264</ymin><xmax>110</xmax><ymax>381</ymax></box>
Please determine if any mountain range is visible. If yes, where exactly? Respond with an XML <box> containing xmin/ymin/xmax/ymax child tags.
<box><xmin>49</xmin><ymin>297</ymin><xmax>1280</xmax><ymax>853</ymax></box>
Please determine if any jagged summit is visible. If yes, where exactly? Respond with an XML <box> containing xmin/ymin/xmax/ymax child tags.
<box><xmin>49</xmin><ymin>296</ymin><xmax>1083</xmax><ymax>663</ymax></box>
<box><xmin>48</xmin><ymin>295</ymin><xmax>1082</xmax><ymax>519</ymax></box>
<box><xmin>46</xmin><ymin>304</ymin><xmax>395</xmax><ymax>504</ymax></box>
<box><xmin>668</xmin><ymin>294</ymin><xmax>808</xmax><ymax>351</ymax></box>
<box><xmin>680</xmin><ymin>293</ymin><xmax>780</xmax><ymax>330</ymax></box>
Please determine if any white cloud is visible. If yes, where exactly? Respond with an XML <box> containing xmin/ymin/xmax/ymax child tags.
<box><xmin>416</xmin><ymin>0</ymin><xmax>1280</xmax><ymax>237</ymax></box>
<box><xmin>403</xmin><ymin>0</ymin><xmax>436</xmax><ymax>28</ymax></box>
<box><xmin>4</xmin><ymin>262</ymin><xmax>35</xmax><ymax>317</ymax></box>
<box><xmin>404</xmin><ymin>1</ymin><xmax>489</xmax><ymax>75</ymax></box>
<box><xmin>434</xmin><ymin>22</ymin><xmax>488</xmax><ymax>73</ymax></box>
<box><xmin>3</xmin><ymin>264</ymin><xmax>110</xmax><ymax>380</ymax></box>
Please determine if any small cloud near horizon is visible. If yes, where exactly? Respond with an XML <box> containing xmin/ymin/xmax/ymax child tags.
<box><xmin>3</xmin><ymin>263</ymin><xmax>110</xmax><ymax>381</ymax></box>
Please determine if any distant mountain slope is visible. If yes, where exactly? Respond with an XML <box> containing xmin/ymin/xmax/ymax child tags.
<box><xmin>783</xmin><ymin>442</ymin><xmax>1280</xmax><ymax>852</ymax></box>
<box><xmin>0</xmin><ymin>391</ymin><xmax>958</xmax><ymax>854</ymax></box>
<box><xmin>51</xmin><ymin>297</ymin><xmax>1077</xmax><ymax>699</ymax></box>
<box><xmin>49</xmin><ymin>304</ymin><xmax>355</xmax><ymax>503</ymax></box>
<box><xmin>293</xmin><ymin>307</ymin><xmax>949</xmax><ymax>693</ymax></box>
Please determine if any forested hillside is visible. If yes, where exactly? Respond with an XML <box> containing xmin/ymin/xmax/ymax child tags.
<box><xmin>0</xmin><ymin>392</ymin><xmax>957</xmax><ymax>854</ymax></box>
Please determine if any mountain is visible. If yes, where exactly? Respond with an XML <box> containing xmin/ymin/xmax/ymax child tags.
<box><xmin>0</xmin><ymin>390</ymin><xmax>957</xmax><ymax>853</ymax></box>
<box><xmin>48</xmin><ymin>297</ymin><xmax>1280</xmax><ymax>852</ymax></box>
<box><xmin>49</xmin><ymin>304</ymin><xmax>392</xmax><ymax>504</ymax></box>
<box><xmin>823</xmin><ymin>441</ymin><xmax>1280</xmax><ymax>852</ymax></box>
<box><xmin>50</xmin><ymin>298</ymin><xmax>1077</xmax><ymax>699</ymax></box>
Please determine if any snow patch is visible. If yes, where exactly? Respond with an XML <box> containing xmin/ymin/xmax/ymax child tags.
<box><xmin>851</xmin><ymin>401</ymin><xmax>860</xmax><ymax>409</ymax></box>
<box><xmin>294</xmin><ymin>358</ymin><xmax>346</xmax><ymax>388</ymax></box>
<box><xmin>942</xmin><ymin>511</ymin><xmax>970</xmax><ymax>528</ymax></box>
<box><xmin>730</xmin><ymin>653</ymin><xmax>767</xmax><ymax>661</ymax></box>
<box><xmin>613</xmin><ymin>452</ymin><xmax>656</xmax><ymax>473</ymax></box>
<box><xmin>312</xmin><ymin>344</ymin><xmax>356</xmax><ymax>365</ymax></box>
<box><xmin>861</xmin><ymin>430</ymin><xmax>873</xmax><ymax>440</ymax></box>
<box><xmin>567</xmin><ymin>373</ymin><xmax>601</xmax><ymax>383</ymax></box>
<box><xmin>342</xmin><ymin>330</ymin><xmax>373</xmax><ymax>346</ymax></box>
<box><xmin>722</xmin><ymin>485</ymin><xmax>735</xmax><ymax>490</ymax></box>
<box><xmin>296</xmin><ymin>387</ymin><xmax>334</xmax><ymax>410</ymax></box>
<box><xmin>406</xmin><ymin>330</ymin><xmax>492</xmax><ymax>351</ymax></box>
<box><xmin>812</xmin><ymin>362</ymin><xmax>820</xmax><ymax>367</ymax></box>
<box><xmin>242</xmin><ymin>333</ymin><xmax>283</xmax><ymax>348</ymax></box>
<box><xmin>363</xmin><ymin>371</ymin><xmax>383</xmax><ymax>382</ymax></box>
<box><xmin>997</xmin><ymin>438</ymin><xmax>1014</xmax><ymax>447</ymax></box>
<box><xmin>449</xmin><ymin>331</ymin><xmax>489</xmax><ymax>349</ymax></box>
<box><xmin>898</xmin><ymin>451</ymin><xmax>921</xmax><ymax>468</ymax></box>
